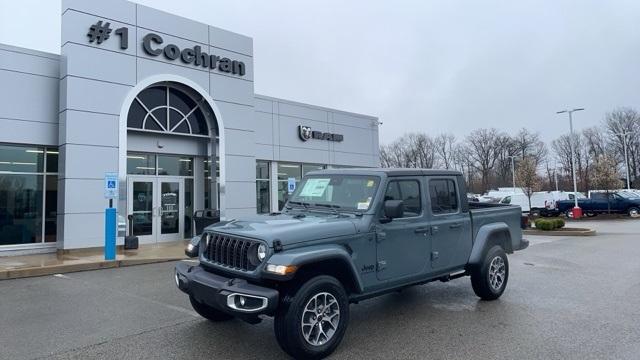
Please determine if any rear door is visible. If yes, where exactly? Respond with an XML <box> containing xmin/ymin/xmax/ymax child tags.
<box><xmin>428</xmin><ymin>177</ymin><xmax>471</xmax><ymax>271</ymax></box>
<box><xmin>375</xmin><ymin>177</ymin><xmax>430</xmax><ymax>281</ymax></box>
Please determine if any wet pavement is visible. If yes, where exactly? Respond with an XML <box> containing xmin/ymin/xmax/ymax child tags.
<box><xmin>1</xmin><ymin>219</ymin><xmax>639</xmax><ymax>360</ymax></box>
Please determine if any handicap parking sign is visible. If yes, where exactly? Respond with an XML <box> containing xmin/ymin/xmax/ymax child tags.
<box><xmin>104</xmin><ymin>172</ymin><xmax>119</xmax><ymax>199</ymax></box>
<box><xmin>287</xmin><ymin>177</ymin><xmax>296</xmax><ymax>194</ymax></box>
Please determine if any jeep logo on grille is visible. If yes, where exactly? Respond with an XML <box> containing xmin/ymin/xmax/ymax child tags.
<box><xmin>298</xmin><ymin>125</ymin><xmax>344</xmax><ymax>142</ymax></box>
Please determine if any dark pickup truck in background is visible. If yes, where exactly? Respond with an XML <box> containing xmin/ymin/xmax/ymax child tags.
<box><xmin>557</xmin><ymin>191</ymin><xmax>640</xmax><ymax>218</ymax></box>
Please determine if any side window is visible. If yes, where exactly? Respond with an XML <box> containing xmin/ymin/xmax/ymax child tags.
<box><xmin>429</xmin><ymin>179</ymin><xmax>459</xmax><ymax>214</ymax></box>
<box><xmin>383</xmin><ymin>180</ymin><xmax>422</xmax><ymax>217</ymax></box>
<box><xmin>501</xmin><ymin>196</ymin><xmax>511</xmax><ymax>204</ymax></box>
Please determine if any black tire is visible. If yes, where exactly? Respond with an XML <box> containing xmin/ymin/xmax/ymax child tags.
<box><xmin>565</xmin><ymin>210</ymin><xmax>573</xmax><ymax>218</ymax></box>
<box><xmin>189</xmin><ymin>295</ymin><xmax>234</xmax><ymax>322</ymax></box>
<box><xmin>471</xmin><ymin>246</ymin><xmax>509</xmax><ymax>300</ymax></box>
<box><xmin>274</xmin><ymin>275</ymin><xmax>349</xmax><ymax>359</ymax></box>
<box><xmin>586</xmin><ymin>212</ymin><xmax>597</xmax><ymax>218</ymax></box>
<box><xmin>628</xmin><ymin>207</ymin><xmax>640</xmax><ymax>218</ymax></box>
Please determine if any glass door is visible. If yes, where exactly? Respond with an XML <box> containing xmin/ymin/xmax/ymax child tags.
<box><xmin>127</xmin><ymin>177</ymin><xmax>185</xmax><ymax>243</ymax></box>
<box><xmin>156</xmin><ymin>177</ymin><xmax>184</xmax><ymax>242</ymax></box>
<box><xmin>127</xmin><ymin>177</ymin><xmax>155</xmax><ymax>243</ymax></box>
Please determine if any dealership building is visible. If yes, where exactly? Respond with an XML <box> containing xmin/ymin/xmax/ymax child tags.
<box><xmin>0</xmin><ymin>0</ymin><xmax>379</xmax><ymax>255</ymax></box>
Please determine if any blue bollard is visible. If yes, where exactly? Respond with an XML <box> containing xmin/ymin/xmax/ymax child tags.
<box><xmin>105</xmin><ymin>207</ymin><xmax>117</xmax><ymax>260</ymax></box>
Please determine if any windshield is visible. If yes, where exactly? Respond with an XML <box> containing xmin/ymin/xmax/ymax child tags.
<box><xmin>617</xmin><ymin>191</ymin><xmax>639</xmax><ymax>199</ymax></box>
<box><xmin>287</xmin><ymin>175</ymin><xmax>380</xmax><ymax>211</ymax></box>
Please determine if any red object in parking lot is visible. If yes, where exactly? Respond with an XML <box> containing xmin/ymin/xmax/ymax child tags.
<box><xmin>572</xmin><ymin>207</ymin><xmax>583</xmax><ymax>219</ymax></box>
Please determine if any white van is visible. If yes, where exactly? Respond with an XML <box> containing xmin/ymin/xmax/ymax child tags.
<box><xmin>500</xmin><ymin>191</ymin><xmax>585</xmax><ymax>216</ymax></box>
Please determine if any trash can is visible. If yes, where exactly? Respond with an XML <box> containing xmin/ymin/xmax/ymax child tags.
<box><xmin>124</xmin><ymin>214</ymin><xmax>139</xmax><ymax>250</ymax></box>
<box><xmin>193</xmin><ymin>209</ymin><xmax>220</xmax><ymax>235</ymax></box>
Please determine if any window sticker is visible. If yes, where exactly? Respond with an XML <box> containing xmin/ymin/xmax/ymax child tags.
<box><xmin>366</xmin><ymin>180</ymin><xmax>375</xmax><ymax>187</ymax></box>
<box><xmin>299</xmin><ymin>178</ymin><xmax>330</xmax><ymax>197</ymax></box>
<box><xmin>357</xmin><ymin>202</ymin><xmax>370</xmax><ymax>210</ymax></box>
<box><xmin>357</xmin><ymin>198</ymin><xmax>372</xmax><ymax>210</ymax></box>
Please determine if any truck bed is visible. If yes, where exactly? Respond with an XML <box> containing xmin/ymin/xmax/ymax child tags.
<box><xmin>468</xmin><ymin>202</ymin><xmax>523</xmax><ymax>252</ymax></box>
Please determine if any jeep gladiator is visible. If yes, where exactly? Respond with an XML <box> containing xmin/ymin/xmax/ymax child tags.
<box><xmin>175</xmin><ymin>168</ymin><xmax>528</xmax><ymax>359</ymax></box>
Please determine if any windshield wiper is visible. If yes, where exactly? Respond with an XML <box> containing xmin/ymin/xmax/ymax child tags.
<box><xmin>287</xmin><ymin>201</ymin><xmax>310</xmax><ymax>209</ymax></box>
<box><xmin>313</xmin><ymin>203</ymin><xmax>341</xmax><ymax>209</ymax></box>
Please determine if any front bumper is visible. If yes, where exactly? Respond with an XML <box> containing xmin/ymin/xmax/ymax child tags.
<box><xmin>175</xmin><ymin>262</ymin><xmax>279</xmax><ymax>317</ymax></box>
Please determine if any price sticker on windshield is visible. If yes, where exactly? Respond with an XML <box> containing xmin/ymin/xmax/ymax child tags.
<box><xmin>300</xmin><ymin>178</ymin><xmax>330</xmax><ymax>197</ymax></box>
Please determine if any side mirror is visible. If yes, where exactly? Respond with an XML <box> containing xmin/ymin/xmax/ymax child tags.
<box><xmin>381</xmin><ymin>200</ymin><xmax>404</xmax><ymax>223</ymax></box>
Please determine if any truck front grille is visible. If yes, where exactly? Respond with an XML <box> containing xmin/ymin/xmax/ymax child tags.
<box><xmin>202</xmin><ymin>233</ymin><xmax>258</xmax><ymax>271</ymax></box>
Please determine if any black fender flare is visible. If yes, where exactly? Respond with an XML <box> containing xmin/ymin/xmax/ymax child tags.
<box><xmin>468</xmin><ymin>223</ymin><xmax>513</xmax><ymax>266</ymax></box>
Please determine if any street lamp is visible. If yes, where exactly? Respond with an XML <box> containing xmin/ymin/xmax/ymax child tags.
<box><xmin>557</xmin><ymin>108</ymin><xmax>584</xmax><ymax>218</ymax></box>
<box><xmin>508</xmin><ymin>155</ymin><xmax>516</xmax><ymax>194</ymax></box>
<box><xmin>614</xmin><ymin>131</ymin><xmax>635</xmax><ymax>190</ymax></box>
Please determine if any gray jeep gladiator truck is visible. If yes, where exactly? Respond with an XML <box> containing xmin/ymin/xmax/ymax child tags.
<box><xmin>175</xmin><ymin>168</ymin><xmax>528</xmax><ymax>359</ymax></box>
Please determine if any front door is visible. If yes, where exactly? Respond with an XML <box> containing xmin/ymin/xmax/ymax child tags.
<box><xmin>127</xmin><ymin>176</ymin><xmax>184</xmax><ymax>243</ymax></box>
<box><xmin>376</xmin><ymin>178</ymin><xmax>430</xmax><ymax>281</ymax></box>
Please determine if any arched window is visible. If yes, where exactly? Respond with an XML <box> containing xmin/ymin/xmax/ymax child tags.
<box><xmin>127</xmin><ymin>84</ymin><xmax>212</xmax><ymax>137</ymax></box>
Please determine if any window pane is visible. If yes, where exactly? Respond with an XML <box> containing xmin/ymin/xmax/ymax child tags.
<box><xmin>169</xmin><ymin>87</ymin><xmax>197</xmax><ymax>116</ymax></box>
<box><xmin>256</xmin><ymin>161</ymin><xmax>269</xmax><ymax>180</ymax></box>
<box><xmin>257</xmin><ymin>180</ymin><xmax>270</xmax><ymax>214</ymax></box>
<box><xmin>157</xmin><ymin>155</ymin><xmax>193</xmax><ymax>176</ymax></box>
<box><xmin>278</xmin><ymin>163</ymin><xmax>301</xmax><ymax>180</ymax></box>
<box><xmin>44</xmin><ymin>175</ymin><xmax>57</xmax><ymax>242</ymax></box>
<box><xmin>302</xmin><ymin>163</ymin><xmax>324</xmax><ymax>176</ymax></box>
<box><xmin>430</xmin><ymin>179</ymin><xmax>458</xmax><ymax>214</ymax></box>
<box><xmin>46</xmin><ymin>148</ymin><xmax>58</xmax><ymax>173</ymax></box>
<box><xmin>384</xmin><ymin>180</ymin><xmax>421</xmax><ymax>217</ymax></box>
<box><xmin>127</xmin><ymin>99</ymin><xmax>146</xmax><ymax>129</ymax></box>
<box><xmin>189</xmin><ymin>109</ymin><xmax>209</xmax><ymax>136</ymax></box>
<box><xmin>127</xmin><ymin>153</ymin><xmax>156</xmax><ymax>175</ymax></box>
<box><xmin>278</xmin><ymin>181</ymin><xmax>289</xmax><ymax>211</ymax></box>
<box><xmin>137</xmin><ymin>86</ymin><xmax>166</xmax><ymax>110</ymax></box>
<box><xmin>0</xmin><ymin>174</ymin><xmax>43</xmax><ymax>245</ymax></box>
<box><xmin>0</xmin><ymin>145</ymin><xmax>44</xmax><ymax>173</ymax></box>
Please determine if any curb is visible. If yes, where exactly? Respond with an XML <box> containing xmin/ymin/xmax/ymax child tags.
<box><xmin>0</xmin><ymin>256</ymin><xmax>186</xmax><ymax>280</ymax></box>
<box><xmin>523</xmin><ymin>228</ymin><xmax>596</xmax><ymax>236</ymax></box>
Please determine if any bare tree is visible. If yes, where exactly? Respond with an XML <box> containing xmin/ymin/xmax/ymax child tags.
<box><xmin>604</xmin><ymin>107</ymin><xmax>640</xmax><ymax>186</ymax></box>
<box><xmin>434</xmin><ymin>133</ymin><xmax>456</xmax><ymax>169</ymax></box>
<box><xmin>515</xmin><ymin>157</ymin><xmax>541</xmax><ymax>213</ymax></box>
<box><xmin>465</xmin><ymin>128</ymin><xmax>503</xmax><ymax>192</ymax></box>
<box><xmin>513</xmin><ymin>128</ymin><xmax>547</xmax><ymax>164</ymax></box>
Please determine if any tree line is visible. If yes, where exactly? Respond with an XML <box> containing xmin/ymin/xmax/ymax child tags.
<box><xmin>379</xmin><ymin>107</ymin><xmax>639</xmax><ymax>194</ymax></box>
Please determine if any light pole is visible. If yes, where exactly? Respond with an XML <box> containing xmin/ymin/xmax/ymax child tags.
<box><xmin>557</xmin><ymin>108</ymin><xmax>584</xmax><ymax>217</ymax></box>
<box><xmin>614</xmin><ymin>131</ymin><xmax>634</xmax><ymax>190</ymax></box>
<box><xmin>508</xmin><ymin>155</ymin><xmax>516</xmax><ymax>194</ymax></box>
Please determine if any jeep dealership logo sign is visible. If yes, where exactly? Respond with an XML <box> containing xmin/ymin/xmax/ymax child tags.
<box><xmin>298</xmin><ymin>126</ymin><xmax>344</xmax><ymax>142</ymax></box>
<box><xmin>87</xmin><ymin>21</ymin><xmax>246</xmax><ymax>77</ymax></box>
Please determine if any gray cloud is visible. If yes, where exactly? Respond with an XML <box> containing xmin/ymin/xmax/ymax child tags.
<box><xmin>2</xmin><ymin>0</ymin><xmax>638</xmax><ymax>143</ymax></box>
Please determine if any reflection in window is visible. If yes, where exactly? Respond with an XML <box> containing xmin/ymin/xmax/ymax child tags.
<box><xmin>127</xmin><ymin>153</ymin><xmax>156</xmax><ymax>175</ymax></box>
<box><xmin>384</xmin><ymin>180</ymin><xmax>422</xmax><ymax>217</ymax></box>
<box><xmin>429</xmin><ymin>179</ymin><xmax>459</xmax><ymax>214</ymax></box>
<box><xmin>0</xmin><ymin>144</ymin><xmax>58</xmax><ymax>246</ymax></box>
<box><xmin>256</xmin><ymin>161</ymin><xmax>270</xmax><ymax>213</ymax></box>
<box><xmin>277</xmin><ymin>163</ymin><xmax>302</xmax><ymax>210</ymax></box>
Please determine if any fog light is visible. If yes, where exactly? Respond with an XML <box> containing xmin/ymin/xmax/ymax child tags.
<box><xmin>239</xmin><ymin>296</ymin><xmax>246</xmax><ymax>306</ymax></box>
<box><xmin>187</xmin><ymin>243</ymin><xmax>194</xmax><ymax>252</ymax></box>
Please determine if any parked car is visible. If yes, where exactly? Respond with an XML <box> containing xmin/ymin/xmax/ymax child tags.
<box><xmin>175</xmin><ymin>168</ymin><xmax>528</xmax><ymax>359</ymax></box>
<box><xmin>500</xmin><ymin>191</ymin><xmax>585</xmax><ymax>217</ymax></box>
<box><xmin>557</xmin><ymin>191</ymin><xmax>640</xmax><ymax>218</ymax></box>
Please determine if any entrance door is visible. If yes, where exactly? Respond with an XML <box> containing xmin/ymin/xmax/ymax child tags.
<box><xmin>127</xmin><ymin>176</ymin><xmax>184</xmax><ymax>243</ymax></box>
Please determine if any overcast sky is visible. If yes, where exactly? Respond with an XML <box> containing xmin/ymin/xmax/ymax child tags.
<box><xmin>1</xmin><ymin>0</ymin><xmax>639</xmax><ymax>144</ymax></box>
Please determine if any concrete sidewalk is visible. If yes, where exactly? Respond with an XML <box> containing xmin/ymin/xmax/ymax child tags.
<box><xmin>0</xmin><ymin>241</ymin><xmax>188</xmax><ymax>280</ymax></box>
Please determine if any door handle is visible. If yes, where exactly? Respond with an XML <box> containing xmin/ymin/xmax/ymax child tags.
<box><xmin>449</xmin><ymin>223</ymin><xmax>462</xmax><ymax>229</ymax></box>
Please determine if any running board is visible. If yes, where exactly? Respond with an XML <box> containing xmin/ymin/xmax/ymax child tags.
<box><xmin>439</xmin><ymin>270</ymin><xmax>468</xmax><ymax>282</ymax></box>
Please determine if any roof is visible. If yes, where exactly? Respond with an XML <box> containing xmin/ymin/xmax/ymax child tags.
<box><xmin>307</xmin><ymin>168</ymin><xmax>463</xmax><ymax>177</ymax></box>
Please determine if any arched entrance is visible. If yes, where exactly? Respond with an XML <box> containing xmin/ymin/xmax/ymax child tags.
<box><xmin>117</xmin><ymin>76</ymin><xmax>225</xmax><ymax>244</ymax></box>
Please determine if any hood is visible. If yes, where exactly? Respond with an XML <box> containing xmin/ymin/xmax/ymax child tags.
<box><xmin>205</xmin><ymin>213</ymin><xmax>359</xmax><ymax>246</ymax></box>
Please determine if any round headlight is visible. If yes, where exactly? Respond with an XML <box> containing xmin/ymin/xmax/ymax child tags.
<box><xmin>257</xmin><ymin>243</ymin><xmax>267</xmax><ymax>261</ymax></box>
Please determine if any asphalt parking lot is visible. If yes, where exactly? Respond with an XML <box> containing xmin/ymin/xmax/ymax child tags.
<box><xmin>1</xmin><ymin>219</ymin><xmax>639</xmax><ymax>360</ymax></box>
